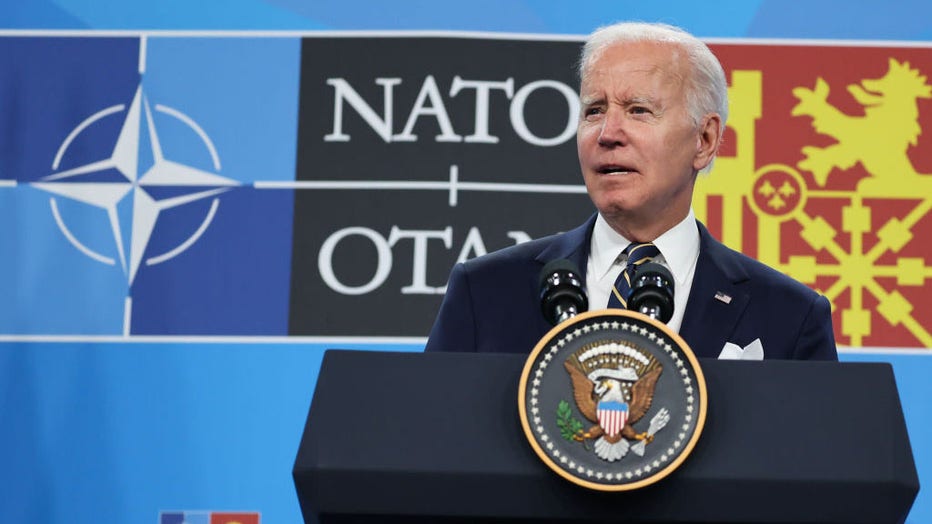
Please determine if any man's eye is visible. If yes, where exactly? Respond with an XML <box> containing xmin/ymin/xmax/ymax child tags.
<box><xmin>585</xmin><ymin>107</ymin><xmax>602</xmax><ymax>116</ymax></box>
<box><xmin>630</xmin><ymin>106</ymin><xmax>650</xmax><ymax>114</ymax></box>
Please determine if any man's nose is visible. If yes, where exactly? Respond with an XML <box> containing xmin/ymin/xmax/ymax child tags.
<box><xmin>597</xmin><ymin>110</ymin><xmax>627</xmax><ymax>147</ymax></box>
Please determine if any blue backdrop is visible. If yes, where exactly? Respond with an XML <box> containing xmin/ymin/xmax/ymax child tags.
<box><xmin>1</xmin><ymin>2</ymin><xmax>929</xmax><ymax>523</ymax></box>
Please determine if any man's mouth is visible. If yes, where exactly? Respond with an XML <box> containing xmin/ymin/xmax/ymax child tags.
<box><xmin>597</xmin><ymin>165</ymin><xmax>636</xmax><ymax>175</ymax></box>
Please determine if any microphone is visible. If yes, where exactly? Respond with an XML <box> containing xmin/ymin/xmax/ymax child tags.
<box><xmin>629</xmin><ymin>262</ymin><xmax>675</xmax><ymax>323</ymax></box>
<box><xmin>539</xmin><ymin>259</ymin><xmax>588</xmax><ymax>326</ymax></box>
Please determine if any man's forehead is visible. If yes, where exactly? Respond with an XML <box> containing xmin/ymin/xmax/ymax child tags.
<box><xmin>581</xmin><ymin>44</ymin><xmax>687</xmax><ymax>95</ymax></box>
<box><xmin>580</xmin><ymin>67</ymin><xmax>684</xmax><ymax>98</ymax></box>
<box><xmin>583</xmin><ymin>41</ymin><xmax>686</xmax><ymax>80</ymax></box>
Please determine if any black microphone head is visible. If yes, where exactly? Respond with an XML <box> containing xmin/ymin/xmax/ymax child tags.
<box><xmin>538</xmin><ymin>259</ymin><xmax>579</xmax><ymax>290</ymax></box>
<box><xmin>539</xmin><ymin>259</ymin><xmax>588</xmax><ymax>326</ymax></box>
<box><xmin>629</xmin><ymin>262</ymin><xmax>675</xmax><ymax>323</ymax></box>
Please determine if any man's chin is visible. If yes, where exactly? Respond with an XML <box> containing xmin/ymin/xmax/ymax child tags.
<box><xmin>594</xmin><ymin>203</ymin><xmax>638</xmax><ymax>222</ymax></box>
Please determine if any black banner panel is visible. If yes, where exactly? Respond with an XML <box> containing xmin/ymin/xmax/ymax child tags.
<box><xmin>290</xmin><ymin>37</ymin><xmax>593</xmax><ymax>336</ymax></box>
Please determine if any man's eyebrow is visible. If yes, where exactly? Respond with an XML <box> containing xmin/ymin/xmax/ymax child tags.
<box><xmin>580</xmin><ymin>94</ymin><xmax>605</xmax><ymax>105</ymax></box>
<box><xmin>622</xmin><ymin>96</ymin><xmax>655</xmax><ymax>106</ymax></box>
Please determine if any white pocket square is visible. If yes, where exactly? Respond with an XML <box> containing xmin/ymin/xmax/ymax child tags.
<box><xmin>718</xmin><ymin>338</ymin><xmax>764</xmax><ymax>360</ymax></box>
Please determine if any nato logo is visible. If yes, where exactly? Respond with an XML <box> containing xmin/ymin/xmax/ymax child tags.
<box><xmin>0</xmin><ymin>35</ymin><xmax>300</xmax><ymax>336</ymax></box>
<box><xmin>35</xmin><ymin>83</ymin><xmax>238</xmax><ymax>287</ymax></box>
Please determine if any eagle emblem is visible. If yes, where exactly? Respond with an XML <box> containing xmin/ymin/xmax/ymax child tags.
<box><xmin>519</xmin><ymin>310</ymin><xmax>706</xmax><ymax>491</ymax></box>
<box><xmin>562</xmin><ymin>342</ymin><xmax>670</xmax><ymax>461</ymax></box>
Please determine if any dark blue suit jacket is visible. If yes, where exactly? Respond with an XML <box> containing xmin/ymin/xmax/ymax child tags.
<box><xmin>425</xmin><ymin>215</ymin><xmax>837</xmax><ymax>360</ymax></box>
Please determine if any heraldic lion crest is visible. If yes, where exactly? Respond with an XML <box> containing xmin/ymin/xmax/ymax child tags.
<box><xmin>792</xmin><ymin>58</ymin><xmax>932</xmax><ymax>194</ymax></box>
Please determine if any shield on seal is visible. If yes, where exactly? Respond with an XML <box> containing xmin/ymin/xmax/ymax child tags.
<box><xmin>597</xmin><ymin>400</ymin><xmax>628</xmax><ymax>438</ymax></box>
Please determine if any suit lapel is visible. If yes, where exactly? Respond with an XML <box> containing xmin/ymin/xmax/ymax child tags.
<box><xmin>679</xmin><ymin>222</ymin><xmax>751</xmax><ymax>358</ymax></box>
<box><xmin>535</xmin><ymin>214</ymin><xmax>596</xmax><ymax>280</ymax></box>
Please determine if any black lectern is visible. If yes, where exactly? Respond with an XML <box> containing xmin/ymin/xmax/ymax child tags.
<box><xmin>293</xmin><ymin>350</ymin><xmax>918</xmax><ymax>524</ymax></box>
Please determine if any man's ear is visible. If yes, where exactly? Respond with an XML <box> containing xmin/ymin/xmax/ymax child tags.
<box><xmin>693</xmin><ymin>113</ymin><xmax>723</xmax><ymax>171</ymax></box>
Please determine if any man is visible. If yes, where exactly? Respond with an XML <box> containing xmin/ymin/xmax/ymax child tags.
<box><xmin>425</xmin><ymin>22</ymin><xmax>837</xmax><ymax>361</ymax></box>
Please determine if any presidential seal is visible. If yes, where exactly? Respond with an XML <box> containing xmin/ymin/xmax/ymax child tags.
<box><xmin>518</xmin><ymin>309</ymin><xmax>707</xmax><ymax>491</ymax></box>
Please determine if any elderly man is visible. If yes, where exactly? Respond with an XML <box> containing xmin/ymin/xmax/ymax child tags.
<box><xmin>425</xmin><ymin>22</ymin><xmax>837</xmax><ymax>361</ymax></box>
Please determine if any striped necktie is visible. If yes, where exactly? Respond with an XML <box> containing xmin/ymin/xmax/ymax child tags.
<box><xmin>607</xmin><ymin>242</ymin><xmax>660</xmax><ymax>309</ymax></box>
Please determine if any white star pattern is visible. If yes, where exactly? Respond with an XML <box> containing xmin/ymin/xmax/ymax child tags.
<box><xmin>36</xmin><ymin>84</ymin><xmax>238</xmax><ymax>286</ymax></box>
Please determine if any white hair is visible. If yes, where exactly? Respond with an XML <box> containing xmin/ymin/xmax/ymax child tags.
<box><xmin>578</xmin><ymin>22</ymin><xmax>729</xmax><ymax>129</ymax></box>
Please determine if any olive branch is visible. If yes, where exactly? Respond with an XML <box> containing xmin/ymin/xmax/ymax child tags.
<box><xmin>556</xmin><ymin>400</ymin><xmax>585</xmax><ymax>442</ymax></box>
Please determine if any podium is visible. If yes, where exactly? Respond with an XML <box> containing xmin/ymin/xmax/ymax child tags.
<box><xmin>293</xmin><ymin>350</ymin><xmax>918</xmax><ymax>523</ymax></box>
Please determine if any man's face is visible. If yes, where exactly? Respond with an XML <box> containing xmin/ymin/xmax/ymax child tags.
<box><xmin>577</xmin><ymin>41</ymin><xmax>716</xmax><ymax>239</ymax></box>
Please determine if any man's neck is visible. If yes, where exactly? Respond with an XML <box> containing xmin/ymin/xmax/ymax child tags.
<box><xmin>602</xmin><ymin>209</ymin><xmax>690</xmax><ymax>243</ymax></box>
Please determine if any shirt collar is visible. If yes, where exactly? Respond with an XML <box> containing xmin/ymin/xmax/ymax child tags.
<box><xmin>652</xmin><ymin>208</ymin><xmax>700</xmax><ymax>286</ymax></box>
<box><xmin>589</xmin><ymin>209</ymin><xmax>700</xmax><ymax>285</ymax></box>
<box><xmin>589</xmin><ymin>213</ymin><xmax>629</xmax><ymax>280</ymax></box>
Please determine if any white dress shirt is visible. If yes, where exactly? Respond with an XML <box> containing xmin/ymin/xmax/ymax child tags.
<box><xmin>586</xmin><ymin>209</ymin><xmax>701</xmax><ymax>333</ymax></box>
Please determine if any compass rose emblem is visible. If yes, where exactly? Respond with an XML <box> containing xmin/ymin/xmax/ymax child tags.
<box><xmin>32</xmin><ymin>84</ymin><xmax>239</xmax><ymax>285</ymax></box>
